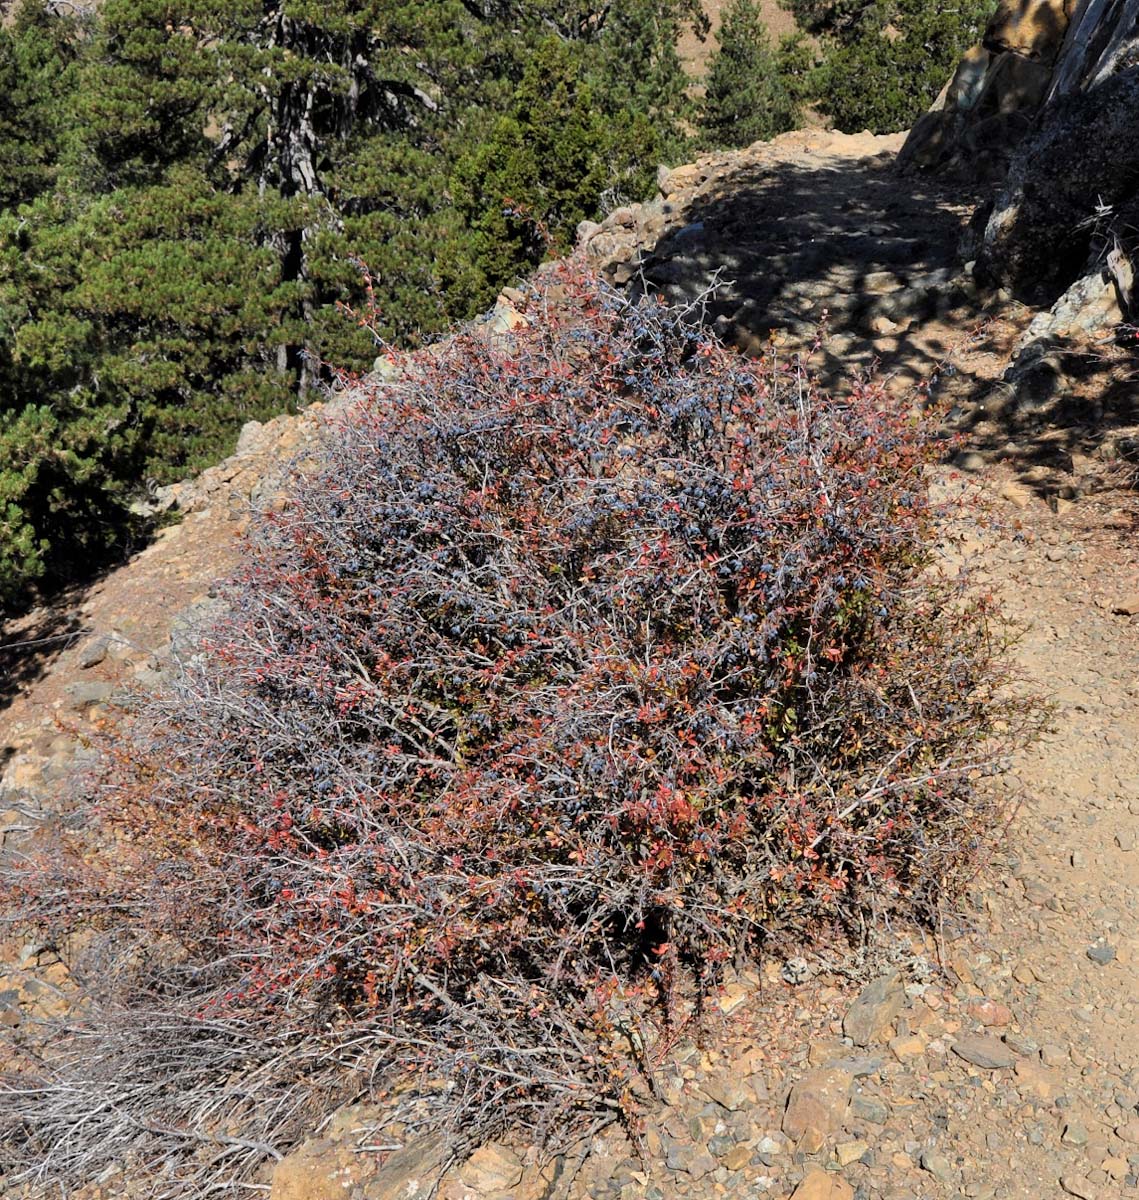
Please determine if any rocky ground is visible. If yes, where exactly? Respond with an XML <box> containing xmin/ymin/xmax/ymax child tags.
<box><xmin>2</xmin><ymin>128</ymin><xmax>1138</xmax><ymax>1199</ymax></box>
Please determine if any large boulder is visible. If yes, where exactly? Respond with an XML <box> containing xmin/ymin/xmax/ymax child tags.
<box><xmin>899</xmin><ymin>0</ymin><xmax>1077</xmax><ymax>177</ymax></box>
<box><xmin>983</xmin><ymin>0</ymin><xmax>1076</xmax><ymax>62</ymax></box>
<box><xmin>903</xmin><ymin>0</ymin><xmax>1139</xmax><ymax>329</ymax></box>
<box><xmin>974</xmin><ymin>65</ymin><xmax>1139</xmax><ymax>297</ymax></box>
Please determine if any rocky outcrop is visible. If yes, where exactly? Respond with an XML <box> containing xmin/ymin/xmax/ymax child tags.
<box><xmin>974</xmin><ymin>64</ymin><xmax>1139</xmax><ymax>299</ymax></box>
<box><xmin>899</xmin><ymin>0</ymin><xmax>1076</xmax><ymax>180</ymax></box>
<box><xmin>903</xmin><ymin>0</ymin><xmax>1139</xmax><ymax>343</ymax></box>
<box><xmin>1046</xmin><ymin>0</ymin><xmax>1139</xmax><ymax>99</ymax></box>
<box><xmin>901</xmin><ymin>0</ymin><xmax>1139</xmax><ymax>186</ymax></box>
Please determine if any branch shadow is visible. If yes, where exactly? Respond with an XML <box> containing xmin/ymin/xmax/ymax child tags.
<box><xmin>627</xmin><ymin>147</ymin><xmax>989</xmax><ymax>390</ymax></box>
<box><xmin>0</xmin><ymin>600</ymin><xmax>85</xmax><ymax>719</ymax></box>
<box><xmin>951</xmin><ymin>333</ymin><xmax>1139</xmax><ymax>497</ymax></box>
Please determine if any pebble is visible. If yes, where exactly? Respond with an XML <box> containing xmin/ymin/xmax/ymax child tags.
<box><xmin>919</xmin><ymin>1149</ymin><xmax>955</xmax><ymax>1182</ymax></box>
<box><xmin>1061</xmin><ymin>1122</ymin><xmax>1088</xmax><ymax>1147</ymax></box>
<box><xmin>967</xmin><ymin>998</ymin><xmax>1013</xmax><ymax>1027</ymax></box>
<box><xmin>1116</xmin><ymin>1118</ymin><xmax>1139</xmax><ymax>1143</ymax></box>
<box><xmin>850</xmin><ymin>1095</ymin><xmax>889</xmax><ymax>1124</ymax></box>
<box><xmin>1041</xmin><ymin>1044</ymin><xmax>1069</xmax><ymax>1067</ymax></box>
<box><xmin>1086</xmin><ymin>943</ymin><xmax>1116</xmax><ymax>965</ymax></box>
<box><xmin>790</xmin><ymin>1169</ymin><xmax>854</xmax><ymax>1200</ymax></box>
<box><xmin>952</xmin><ymin>1034</ymin><xmax>1017</xmax><ymax>1069</ymax></box>
<box><xmin>842</xmin><ymin>973</ymin><xmax>905</xmax><ymax>1047</ymax></box>
<box><xmin>835</xmin><ymin>1140</ymin><xmax>868</xmax><ymax>1167</ymax></box>
<box><xmin>77</xmin><ymin>636</ymin><xmax>109</xmax><ymax>669</ymax></box>
<box><xmin>1059</xmin><ymin>1175</ymin><xmax>1097</xmax><ymax>1200</ymax></box>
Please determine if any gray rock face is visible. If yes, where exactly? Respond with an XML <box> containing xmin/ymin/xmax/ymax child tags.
<box><xmin>842</xmin><ymin>974</ymin><xmax>906</xmax><ymax>1048</ymax></box>
<box><xmin>975</xmin><ymin>65</ymin><xmax>1139</xmax><ymax>298</ymax></box>
<box><xmin>904</xmin><ymin>0</ymin><xmax>1139</xmax><ymax>324</ymax></box>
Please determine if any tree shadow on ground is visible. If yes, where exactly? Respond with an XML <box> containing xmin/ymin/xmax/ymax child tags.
<box><xmin>623</xmin><ymin>145</ymin><xmax>1139</xmax><ymax>494</ymax></box>
<box><xmin>0</xmin><ymin>600</ymin><xmax>86</xmax><ymax>720</ymax></box>
<box><xmin>951</xmin><ymin>332</ymin><xmax>1139</xmax><ymax>497</ymax></box>
<box><xmin>629</xmin><ymin>147</ymin><xmax>991</xmax><ymax>392</ymax></box>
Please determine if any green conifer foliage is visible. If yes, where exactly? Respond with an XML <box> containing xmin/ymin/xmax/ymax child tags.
<box><xmin>0</xmin><ymin>1</ymin><xmax>80</xmax><ymax>211</ymax></box>
<box><xmin>452</xmin><ymin>39</ymin><xmax>619</xmax><ymax>296</ymax></box>
<box><xmin>0</xmin><ymin>0</ymin><xmax>701</xmax><ymax>606</ymax></box>
<box><xmin>699</xmin><ymin>0</ymin><xmax>800</xmax><ymax>149</ymax></box>
<box><xmin>780</xmin><ymin>0</ymin><xmax>995</xmax><ymax>134</ymax></box>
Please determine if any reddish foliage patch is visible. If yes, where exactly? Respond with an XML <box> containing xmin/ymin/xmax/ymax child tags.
<box><xmin>7</xmin><ymin>260</ymin><xmax>1034</xmax><ymax>1172</ymax></box>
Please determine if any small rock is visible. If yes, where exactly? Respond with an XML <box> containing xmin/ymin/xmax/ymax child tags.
<box><xmin>920</xmin><ymin>1149</ymin><xmax>954</xmax><ymax>1183</ymax></box>
<box><xmin>1111</xmin><ymin>594</ymin><xmax>1139</xmax><ymax>616</ymax></box>
<box><xmin>966</xmin><ymin>998</ymin><xmax>1013</xmax><ymax>1027</ymax></box>
<box><xmin>701</xmin><ymin>1075</ymin><xmax>752</xmax><ymax>1112</ymax></box>
<box><xmin>1115</xmin><ymin>830</ymin><xmax>1136</xmax><ymax>852</ymax></box>
<box><xmin>952</xmin><ymin>1034</ymin><xmax>1016</xmax><ymax>1069</ymax></box>
<box><xmin>718</xmin><ymin>981</ymin><xmax>748</xmax><ymax>1014</ymax></box>
<box><xmin>723</xmin><ymin>1144</ymin><xmax>752</xmax><ymax>1171</ymax></box>
<box><xmin>850</xmin><ymin>1094</ymin><xmax>890</xmax><ymax>1124</ymax></box>
<box><xmin>1059</xmin><ymin>1175</ymin><xmax>1097</xmax><ymax>1200</ymax></box>
<box><xmin>1014</xmin><ymin>1058</ymin><xmax>1061</xmax><ymax>1101</ymax></box>
<box><xmin>459</xmin><ymin>1143</ymin><xmax>524</xmax><ymax>1193</ymax></box>
<box><xmin>1013</xmin><ymin>961</ymin><xmax>1039</xmax><ymax>984</ymax></box>
<box><xmin>842</xmin><ymin>973</ymin><xmax>905</xmax><ymax>1047</ymax></box>
<box><xmin>755</xmin><ymin>1134</ymin><xmax>785</xmax><ymax>1162</ymax></box>
<box><xmin>1061</xmin><ymin>1123</ymin><xmax>1089</xmax><ymax>1147</ymax></box>
<box><xmin>783</xmin><ymin>1067</ymin><xmax>854</xmax><ymax>1141</ymax></box>
<box><xmin>999</xmin><ymin>480</ymin><xmax>1033</xmax><ymax>508</ymax></box>
<box><xmin>77</xmin><ymin>637</ymin><xmax>109</xmax><ymax>669</ymax></box>
<box><xmin>790</xmin><ymin>1168</ymin><xmax>854</xmax><ymax>1200</ymax></box>
<box><xmin>1116</xmin><ymin>1119</ymin><xmax>1139</xmax><ymax>1144</ymax></box>
<box><xmin>686</xmin><ymin>1152</ymin><xmax>717</xmax><ymax>1180</ymax></box>
<box><xmin>835</xmin><ymin>1140</ymin><xmax>868</xmax><ymax>1167</ymax></box>
<box><xmin>889</xmin><ymin>1033</ymin><xmax>925</xmax><ymax>1061</ymax></box>
<box><xmin>63</xmin><ymin>681</ymin><xmax>115</xmax><ymax>711</ymax></box>
<box><xmin>1041</xmin><ymin>1044</ymin><xmax>1069</xmax><ymax>1068</ymax></box>
<box><xmin>782</xmin><ymin>956</ymin><xmax>813</xmax><ymax>984</ymax></box>
<box><xmin>1103</xmin><ymin>1156</ymin><xmax>1129</xmax><ymax>1180</ymax></box>
<box><xmin>1086</xmin><ymin>943</ymin><xmax>1116</xmax><ymax>966</ymax></box>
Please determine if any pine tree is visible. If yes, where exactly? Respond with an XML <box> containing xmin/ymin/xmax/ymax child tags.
<box><xmin>781</xmin><ymin>0</ymin><xmax>996</xmax><ymax>134</ymax></box>
<box><xmin>0</xmin><ymin>0</ymin><xmax>702</xmax><ymax>606</ymax></box>
<box><xmin>700</xmin><ymin>0</ymin><xmax>800</xmax><ymax>149</ymax></box>
<box><xmin>0</xmin><ymin>1</ymin><xmax>81</xmax><ymax>211</ymax></box>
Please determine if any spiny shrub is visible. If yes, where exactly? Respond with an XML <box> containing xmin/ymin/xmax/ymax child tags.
<box><xmin>5</xmin><ymin>260</ymin><xmax>1032</xmax><ymax>1185</ymax></box>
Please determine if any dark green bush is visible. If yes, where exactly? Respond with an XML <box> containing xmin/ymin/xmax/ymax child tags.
<box><xmin>813</xmin><ymin>0</ymin><xmax>995</xmax><ymax>133</ymax></box>
<box><xmin>699</xmin><ymin>0</ymin><xmax>801</xmax><ymax>149</ymax></box>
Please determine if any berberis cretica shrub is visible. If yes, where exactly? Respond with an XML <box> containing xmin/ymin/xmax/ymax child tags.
<box><xmin>6</xmin><ymin>260</ymin><xmax>1031</xmax><ymax>1181</ymax></box>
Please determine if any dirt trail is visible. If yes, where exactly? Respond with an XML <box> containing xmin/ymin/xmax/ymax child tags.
<box><xmin>2</xmin><ymin>131</ymin><xmax>1138</xmax><ymax>1199</ymax></box>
